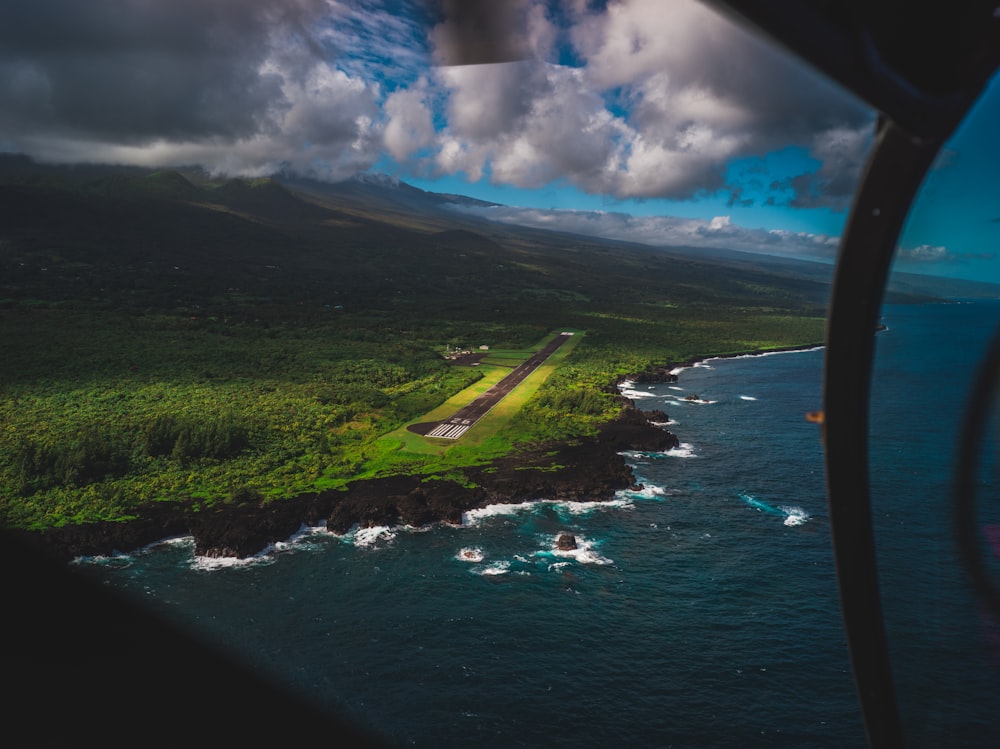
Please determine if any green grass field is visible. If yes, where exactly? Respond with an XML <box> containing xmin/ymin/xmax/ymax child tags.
<box><xmin>367</xmin><ymin>330</ymin><xmax>584</xmax><ymax>471</ymax></box>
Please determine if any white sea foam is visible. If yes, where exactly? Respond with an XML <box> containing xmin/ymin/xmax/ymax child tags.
<box><xmin>190</xmin><ymin>524</ymin><xmax>341</xmax><ymax>571</ymax></box>
<box><xmin>73</xmin><ymin>536</ymin><xmax>270</xmax><ymax>572</ymax></box>
<box><xmin>617</xmin><ymin>483</ymin><xmax>668</xmax><ymax>500</ymax></box>
<box><xmin>157</xmin><ymin>536</ymin><xmax>195</xmax><ymax>549</ymax></box>
<box><xmin>192</xmin><ymin>553</ymin><xmax>275</xmax><ymax>571</ymax></box>
<box><xmin>72</xmin><ymin>535</ymin><xmax>194</xmax><ymax>567</ymax></box>
<box><xmin>199</xmin><ymin>528</ymin><xmax>338</xmax><ymax>569</ymax></box>
<box><xmin>739</xmin><ymin>395</ymin><xmax>758</xmax><ymax>401</ymax></box>
<box><xmin>558</xmin><ymin>497</ymin><xmax>634</xmax><ymax>514</ymax></box>
<box><xmin>475</xmin><ymin>560</ymin><xmax>511</xmax><ymax>576</ymax></box>
<box><xmin>780</xmin><ymin>507</ymin><xmax>810</xmax><ymax>526</ymax></box>
<box><xmin>539</xmin><ymin>535</ymin><xmax>613</xmax><ymax>566</ymax></box>
<box><xmin>666</xmin><ymin>396</ymin><xmax>716</xmax><ymax>406</ymax></box>
<box><xmin>553</xmin><ymin>546</ymin><xmax>612</xmax><ymax>566</ymax></box>
<box><xmin>71</xmin><ymin>551</ymin><xmax>136</xmax><ymax>568</ymax></box>
<box><xmin>269</xmin><ymin>523</ymin><xmax>330</xmax><ymax>552</ymax></box>
<box><xmin>462</xmin><ymin>501</ymin><xmax>540</xmax><ymax>525</ymax></box>
<box><xmin>666</xmin><ymin>442</ymin><xmax>697</xmax><ymax>458</ymax></box>
<box><xmin>621</xmin><ymin>447</ymin><xmax>689</xmax><ymax>461</ymax></box>
<box><xmin>665</xmin><ymin>346</ymin><xmax>822</xmax><ymax>383</ymax></box>
<box><xmin>456</xmin><ymin>546</ymin><xmax>485</xmax><ymax>563</ymax></box>
<box><xmin>462</xmin><ymin>497</ymin><xmax>633</xmax><ymax>526</ymax></box>
<box><xmin>704</xmin><ymin>346</ymin><xmax>824</xmax><ymax>364</ymax></box>
<box><xmin>648</xmin><ymin>419</ymin><xmax>678</xmax><ymax>427</ymax></box>
<box><xmin>351</xmin><ymin>525</ymin><xmax>398</xmax><ymax>548</ymax></box>
<box><xmin>619</xmin><ymin>387</ymin><xmax>658</xmax><ymax>399</ymax></box>
<box><xmin>668</xmin><ymin>386</ymin><xmax>684</xmax><ymax>391</ymax></box>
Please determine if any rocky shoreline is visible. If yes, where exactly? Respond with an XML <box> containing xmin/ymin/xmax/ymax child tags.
<box><xmin>14</xmin><ymin>343</ymin><xmax>828</xmax><ymax>565</ymax></box>
<box><xmin>15</xmin><ymin>398</ymin><xmax>680</xmax><ymax>565</ymax></box>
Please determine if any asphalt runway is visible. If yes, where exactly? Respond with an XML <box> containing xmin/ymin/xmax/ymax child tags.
<box><xmin>423</xmin><ymin>332</ymin><xmax>574</xmax><ymax>440</ymax></box>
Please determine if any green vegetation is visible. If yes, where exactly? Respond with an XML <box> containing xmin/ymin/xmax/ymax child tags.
<box><xmin>0</xmin><ymin>159</ymin><xmax>833</xmax><ymax>530</ymax></box>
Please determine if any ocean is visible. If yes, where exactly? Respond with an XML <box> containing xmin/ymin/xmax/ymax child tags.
<box><xmin>80</xmin><ymin>300</ymin><xmax>1000</xmax><ymax>748</ymax></box>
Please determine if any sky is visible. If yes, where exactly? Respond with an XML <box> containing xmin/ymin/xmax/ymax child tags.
<box><xmin>0</xmin><ymin>0</ymin><xmax>997</xmax><ymax>282</ymax></box>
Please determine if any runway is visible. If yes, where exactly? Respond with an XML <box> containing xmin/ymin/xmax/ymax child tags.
<box><xmin>423</xmin><ymin>332</ymin><xmax>574</xmax><ymax>440</ymax></box>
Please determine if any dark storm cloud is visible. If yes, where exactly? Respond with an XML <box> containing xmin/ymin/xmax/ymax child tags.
<box><xmin>0</xmin><ymin>0</ymin><xmax>320</xmax><ymax>140</ymax></box>
<box><xmin>0</xmin><ymin>0</ymin><xmax>382</xmax><ymax>178</ymax></box>
<box><xmin>570</xmin><ymin>0</ymin><xmax>874</xmax><ymax>200</ymax></box>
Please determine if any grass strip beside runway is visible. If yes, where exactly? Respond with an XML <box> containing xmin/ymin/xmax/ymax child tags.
<box><xmin>377</xmin><ymin>330</ymin><xmax>583</xmax><ymax>458</ymax></box>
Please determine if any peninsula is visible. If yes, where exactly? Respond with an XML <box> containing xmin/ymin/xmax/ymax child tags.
<box><xmin>1</xmin><ymin>158</ymin><xmax>952</xmax><ymax>562</ymax></box>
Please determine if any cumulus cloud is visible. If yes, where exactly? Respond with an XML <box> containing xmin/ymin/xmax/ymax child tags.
<box><xmin>894</xmin><ymin>244</ymin><xmax>996</xmax><ymax>265</ymax></box>
<box><xmin>419</xmin><ymin>0</ymin><xmax>873</xmax><ymax>204</ymax></box>
<box><xmin>897</xmin><ymin>244</ymin><xmax>951</xmax><ymax>262</ymax></box>
<box><xmin>431</xmin><ymin>62</ymin><xmax>625</xmax><ymax>189</ymax></box>
<box><xmin>383</xmin><ymin>80</ymin><xmax>435</xmax><ymax>161</ymax></box>
<box><xmin>0</xmin><ymin>0</ymin><xmax>874</xmax><ymax>209</ymax></box>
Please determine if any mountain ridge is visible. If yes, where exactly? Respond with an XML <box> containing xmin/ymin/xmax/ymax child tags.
<box><xmin>1</xmin><ymin>152</ymin><xmax>997</xmax><ymax>304</ymax></box>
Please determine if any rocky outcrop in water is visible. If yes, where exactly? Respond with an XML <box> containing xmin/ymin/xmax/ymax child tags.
<box><xmin>556</xmin><ymin>534</ymin><xmax>578</xmax><ymax>550</ymax></box>
<box><xmin>597</xmin><ymin>405</ymin><xmax>680</xmax><ymax>452</ymax></box>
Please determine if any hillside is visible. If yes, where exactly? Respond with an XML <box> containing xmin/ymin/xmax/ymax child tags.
<box><xmin>0</xmin><ymin>155</ymin><xmax>950</xmax><ymax>535</ymax></box>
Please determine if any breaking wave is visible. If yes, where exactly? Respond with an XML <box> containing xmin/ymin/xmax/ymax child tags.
<box><xmin>335</xmin><ymin>524</ymin><xmax>398</xmax><ymax>548</ymax></box>
<box><xmin>739</xmin><ymin>492</ymin><xmax>810</xmax><ymax>527</ymax></box>
<box><xmin>536</xmin><ymin>534</ymin><xmax>613</xmax><ymax>566</ymax></box>
<box><xmin>456</xmin><ymin>547</ymin><xmax>485</xmax><ymax>563</ymax></box>
<box><xmin>780</xmin><ymin>507</ymin><xmax>810</xmax><ymax>526</ymax></box>
<box><xmin>462</xmin><ymin>497</ymin><xmax>634</xmax><ymax>526</ymax></box>
<box><xmin>667</xmin><ymin>443</ymin><xmax>697</xmax><ymax>458</ymax></box>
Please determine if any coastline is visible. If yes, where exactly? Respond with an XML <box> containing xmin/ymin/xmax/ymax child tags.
<box><xmin>13</xmin><ymin>341</ymin><xmax>824</xmax><ymax>565</ymax></box>
<box><xmin>12</xmin><ymin>401</ymin><xmax>676</xmax><ymax>565</ymax></box>
<box><xmin>623</xmin><ymin>343</ymin><xmax>826</xmax><ymax>385</ymax></box>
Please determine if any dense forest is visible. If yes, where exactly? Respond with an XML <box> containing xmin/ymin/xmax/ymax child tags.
<box><xmin>0</xmin><ymin>156</ymin><xmax>862</xmax><ymax>530</ymax></box>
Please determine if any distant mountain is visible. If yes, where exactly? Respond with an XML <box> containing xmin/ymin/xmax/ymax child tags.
<box><xmin>2</xmin><ymin>153</ymin><xmax>997</xmax><ymax>308</ymax></box>
<box><xmin>886</xmin><ymin>268</ymin><xmax>1000</xmax><ymax>300</ymax></box>
<box><xmin>0</xmin><ymin>153</ymin><xmax>831</xmax><ymax>318</ymax></box>
<box><xmin>276</xmin><ymin>172</ymin><xmax>498</xmax><ymax>225</ymax></box>
<box><xmin>0</xmin><ymin>154</ymin><xmax>343</xmax><ymax>225</ymax></box>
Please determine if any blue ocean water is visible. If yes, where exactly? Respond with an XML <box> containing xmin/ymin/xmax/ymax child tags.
<box><xmin>81</xmin><ymin>300</ymin><xmax>1000</xmax><ymax>748</ymax></box>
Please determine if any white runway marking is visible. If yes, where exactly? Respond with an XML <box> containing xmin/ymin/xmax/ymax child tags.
<box><xmin>427</xmin><ymin>421</ymin><xmax>471</xmax><ymax>439</ymax></box>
